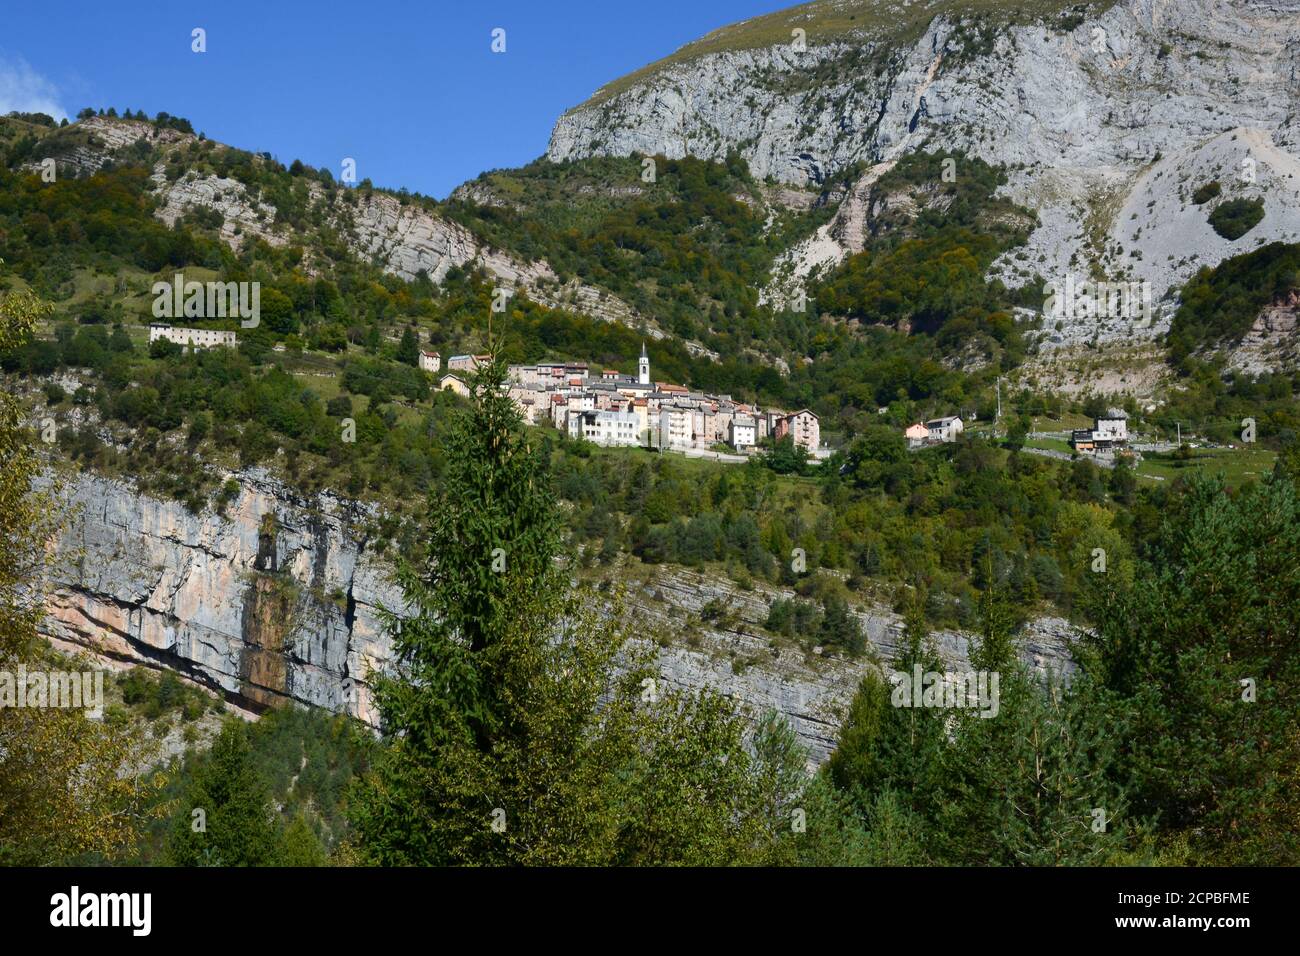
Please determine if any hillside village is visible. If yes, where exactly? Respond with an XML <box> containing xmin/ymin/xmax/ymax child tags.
<box><xmin>147</xmin><ymin>322</ymin><xmax>1152</xmax><ymax>470</ymax></box>
<box><xmin>502</xmin><ymin>344</ymin><xmax>823</xmax><ymax>457</ymax></box>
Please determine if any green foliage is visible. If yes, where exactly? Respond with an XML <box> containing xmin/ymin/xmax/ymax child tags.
<box><xmin>166</xmin><ymin>722</ymin><xmax>286</xmax><ymax>866</ymax></box>
<box><xmin>150</xmin><ymin>706</ymin><xmax>369</xmax><ymax>865</ymax></box>
<box><xmin>813</xmin><ymin>152</ymin><xmax>1033</xmax><ymax>361</ymax></box>
<box><xmin>1082</xmin><ymin>474</ymin><xmax>1300</xmax><ymax>863</ymax></box>
<box><xmin>445</xmin><ymin>154</ymin><xmax>775</xmax><ymax>344</ymax></box>
<box><xmin>1191</xmin><ymin>180</ymin><xmax>1221</xmax><ymax>205</ymax></box>
<box><xmin>1207</xmin><ymin>196</ymin><xmax>1265</xmax><ymax>240</ymax></box>
<box><xmin>117</xmin><ymin>668</ymin><xmax>211</xmax><ymax>721</ymax></box>
<box><xmin>348</xmin><ymin>354</ymin><xmax>799</xmax><ymax>864</ymax></box>
<box><xmin>1167</xmin><ymin>241</ymin><xmax>1300</xmax><ymax>361</ymax></box>
<box><xmin>760</xmin><ymin>435</ymin><xmax>809</xmax><ymax>474</ymax></box>
<box><xmin>820</xmin><ymin>474</ymin><xmax>1300</xmax><ymax>865</ymax></box>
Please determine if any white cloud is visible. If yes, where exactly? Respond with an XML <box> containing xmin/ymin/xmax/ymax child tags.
<box><xmin>0</xmin><ymin>55</ymin><xmax>67</xmax><ymax>121</ymax></box>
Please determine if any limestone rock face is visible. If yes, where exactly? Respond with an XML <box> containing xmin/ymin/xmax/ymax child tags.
<box><xmin>336</xmin><ymin>191</ymin><xmax>649</xmax><ymax>331</ymax></box>
<box><xmin>37</xmin><ymin>116</ymin><xmax>189</xmax><ymax>177</ymax></box>
<box><xmin>549</xmin><ymin>0</ymin><xmax>1300</xmax><ymax>346</ymax></box>
<box><xmin>43</xmin><ymin>470</ymin><xmax>1075</xmax><ymax>765</ymax></box>
<box><xmin>152</xmin><ymin>168</ymin><xmax>286</xmax><ymax>251</ymax></box>
<box><xmin>42</xmin><ymin>470</ymin><xmax>396</xmax><ymax>726</ymax></box>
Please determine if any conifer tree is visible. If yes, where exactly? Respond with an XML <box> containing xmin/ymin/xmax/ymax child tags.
<box><xmin>396</xmin><ymin>326</ymin><xmax>419</xmax><ymax>367</ymax></box>
<box><xmin>349</xmin><ymin>352</ymin><xmax>797</xmax><ymax>865</ymax></box>
<box><xmin>1083</xmin><ymin>474</ymin><xmax>1300</xmax><ymax>863</ymax></box>
<box><xmin>166</xmin><ymin>722</ymin><xmax>283</xmax><ymax>867</ymax></box>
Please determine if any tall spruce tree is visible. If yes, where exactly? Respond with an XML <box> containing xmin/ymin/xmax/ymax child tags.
<box><xmin>348</xmin><ymin>352</ymin><xmax>799</xmax><ymax>865</ymax></box>
<box><xmin>396</xmin><ymin>326</ymin><xmax>420</xmax><ymax>367</ymax></box>
<box><xmin>166</xmin><ymin>721</ymin><xmax>283</xmax><ymax>867</ymax></box>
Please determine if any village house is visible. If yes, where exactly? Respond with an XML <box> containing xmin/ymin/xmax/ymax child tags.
<box><xmin>775</xmin><ymin>409</ymin><xmax>821</xmax><ymax>451</ymax></box>
<box><xmin>447</xmin><ymin>354</ymin><xmax>490</xmax><ymax>373</ymax></box>
<box><xmin>905</xmin><ymin>422</ymin><xmax>930</xmax><ymax>446</ymax></box>
<box><xmin>926</xmin><ymin>415</ymin><xmax>964</xmax><ymax>443</ymax></box>
<box><xmin>148</xmin><ymin>323</ymin><xmax>237</xmax><ymax>350</ymax></box>
<box><xmin>567</xmin><ymin>409</ymin><xmax>641</xmax><ymax>447</ymax></box>
<box><xmin>1071</xmin><ymin>409</ymin><xmax>1129</xmax><ymax>454</ymax></box>
<box><xmin>439</xmin><ymin>373</ymin><xmax>470</xmax><ymax>397</ymax></box>
<box><xmin>729</xmin><ymin>414</ymin><xmax>757</xmax><ymax>450</ymax></box>
<box><xmin>419</xmin><ymin>350</ymin><xmax>441</xmax><ymax>374</ymax></box>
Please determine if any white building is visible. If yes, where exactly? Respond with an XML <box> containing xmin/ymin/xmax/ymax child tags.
<box><xmin>1093</xmin><ymin>411</ymin><xmax>1128</xmax><ymax>444</ymax></box>
<box><xmin>925</xmin><ymin>415</ymin><xmax>964</xmax><ymax>443</ymax></box>
<box><xmin>658</xmin><ymin>405</ymin><xmax>695</xmax><ymax>450</ymax></box>
<box><xmin>419</xmin><ymin>350</ymin><xmax>441</xmax><ymax>373</ymax></box>
<box><xmin>447</xmin><ymin>354</ymin><xmax>488</xmax><ymax>372</ymax></box>
<box><xmin>567</xmin><ymin>409</ymin><xmax>641</xmax><ymax>447</ymax></box>
<box><xmin>149</xmin><ymin>323</ymin><xmax>237</xmax><ymax>350</ymax></box>
<box><xmin>729</xmin><ymin>414</ymin><xmax>757</xmax><ymax>450</ymax></box>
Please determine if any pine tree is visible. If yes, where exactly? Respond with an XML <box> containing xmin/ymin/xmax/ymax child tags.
<box><xmin>396</xmin><ymin>327</ymin><xmax>419</xmax><ymax>367</ymax></box>
<box><xmin>348</xmin><ymin>352</ymin><xmax>792</xmax><ymax>865</ymax></box>
<box><xmin>279</xmin><ymin>813</ymin><xmax>328</xmax><ymax>867</ymax></box>
<box><xmin>166</xmin><ymin>722</ymin><xmax>283</xmax><ymax>867</ymax></box>
<box><xmin>825</xmin><ymin>596</ymin><xmax>946</xmax><ymax>857</ymax></box>
<box><xmin>1083</xmin><ymin>474</ymin><xmax>1300</xmax><ymax>863</ymax></box>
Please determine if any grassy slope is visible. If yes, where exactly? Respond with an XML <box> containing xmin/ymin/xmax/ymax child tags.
<box><xmin>573</xmin><ymin>0</ymin><xmax>1116</xmax><ymax>110</ymax></box>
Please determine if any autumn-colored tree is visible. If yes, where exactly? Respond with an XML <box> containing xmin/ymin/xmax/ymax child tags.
<box><xmin>0</xmin><ymin>289</ymin><xmax>160</xmax><ymax>864</ymax></box>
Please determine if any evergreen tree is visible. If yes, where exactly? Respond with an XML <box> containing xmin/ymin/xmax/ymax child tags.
<box><xmin>825</xmin><ymin>597</ymin><xmax>946</xmax><ymax>856</ymax></box>
<box><xmin>166</xmin><ymin>722</ymin><xmax>283</xmax><ymax>866</ymax></box>
<box><xmin>348</xmin><ymin>353</ymin><xmax>793</xmax><ymax>865</ymax></box>
<box><xmin>396</xmin><ymin>326</ymin><xmax>419</xmax><ymax>366</ymax></box>
<box><xmin>1083</xmin><ymin>474</ymin><xmax>1300</xmax><ymax>863</ymax></box>
<box><xmin>279</xmin><ymin>814</ymin><xmax>328</xmax><ymax>867</ymax></box>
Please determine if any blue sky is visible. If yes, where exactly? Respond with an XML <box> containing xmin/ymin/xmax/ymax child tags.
<box><xmin>0</xmin><ymin>0</ymin><xmax>791</xmax><ymax>198</ymax></box>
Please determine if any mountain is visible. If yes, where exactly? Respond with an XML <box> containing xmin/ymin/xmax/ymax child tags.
<box><xmin>12</xmin><ymin>114</ymin><xmax>648</xmax><ymax>332</ymax></box>
<box><xmin>549</xmin><ymin>0</ymin><xmax>1300</xmax><ymax>349</ymax></box>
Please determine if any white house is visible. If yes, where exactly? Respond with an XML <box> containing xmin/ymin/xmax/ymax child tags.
<box><xmin>1093</xmin><ymin>411</ymin><xmax>1128</xmax><ymax>444</ymax></box>
<box><xmin>925</xmin><ymin>415</ymin><xmax>964</xmax><ymax>443</ymax></box>
<box><xmin>149</xmin><ymin>323</ymin><xmax>237</xmax><ymax>350</ymax></box>
<box><xmin>658</xmin><ymin>405</ymin><xmax>695</xmax><ymax>450</ymax></box>
<box><xmin>419</xmin><ymin>350</ymin><xmax>441</xmax><ymax>374</ymax></box>
<box><xmin>568</xmin><ymin>409</ymin><xmax>641</xmax><ymax>447</ymax></box>
<box><xmin>729</xmin><ymin>414</ymin><xmax>757</xmax><ymax>450</ymax></box>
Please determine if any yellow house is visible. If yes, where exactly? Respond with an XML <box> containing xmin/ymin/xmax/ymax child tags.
<box><xmin>439</xmin><ymin>373</ymin><xmax>470</xmax><ymax>397</ymax></box>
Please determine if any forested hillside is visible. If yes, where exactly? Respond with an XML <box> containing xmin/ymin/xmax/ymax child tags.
<box><xmin>3</xmin><ymin>89</ymin><xmax>1299</xmax><ymax>869</ymax></box>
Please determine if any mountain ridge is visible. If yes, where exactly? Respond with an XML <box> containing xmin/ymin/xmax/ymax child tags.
<box><xmin>548</xmin><ymin>0</ymin><xmax>1300</xmax><ymax>349</ymax></box>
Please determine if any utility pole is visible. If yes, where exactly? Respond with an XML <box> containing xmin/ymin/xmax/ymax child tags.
<box><xmin>995</xmin><ymin>377</ymin><xmax>1003</xmax><ymax>438</ymax></box>
<box><xmin>1176</xmin><ymin>421</ymin><xmax>1182</xmax><ymax>448</ymax></box>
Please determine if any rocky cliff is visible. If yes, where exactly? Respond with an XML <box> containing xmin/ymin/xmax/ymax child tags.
<box><xmin>549</xmin><ymin>0</ymin><xmax>1300</xmax><ymax>344</ymax></box>
<box><xmin>41</xmin><ymin>468</ymin><xmax>1076</xmax><ymax>765</ymax></box>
